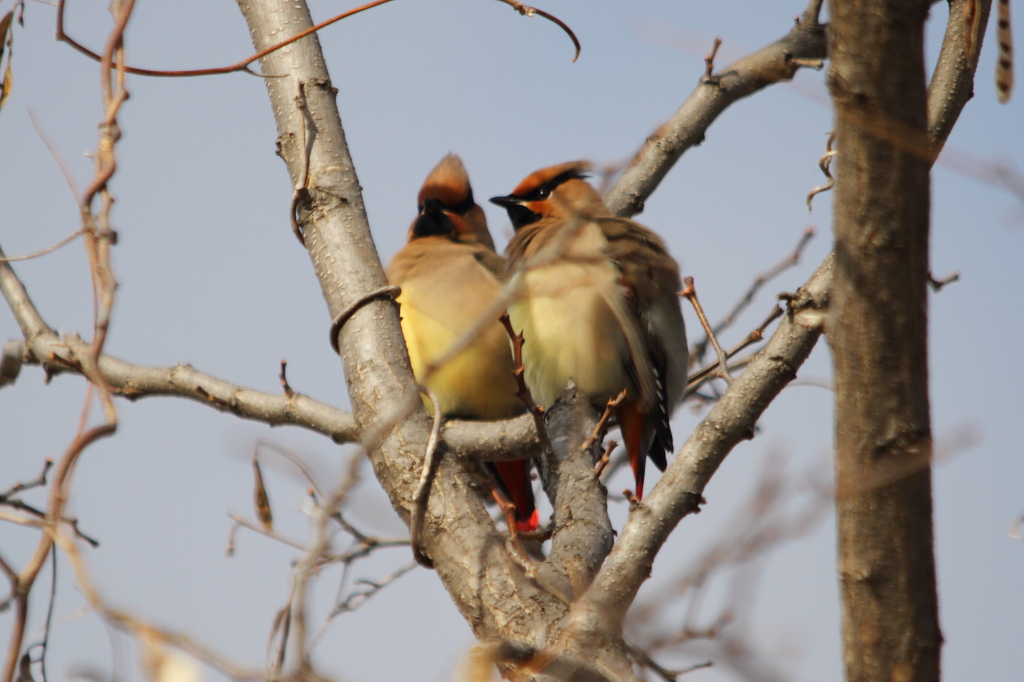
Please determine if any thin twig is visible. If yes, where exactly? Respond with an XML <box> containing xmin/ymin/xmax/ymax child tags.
<box><xmin>686</xmin><ymin>304</ymin><xmax>784</xmax><ymax>393</ymax></box>
<box><xmin>270</xmin><ymin>599</ymin><xmax>291</xmax><ymax>676</ymax></box>
<box><xmin>690</xmin><ymin>227</ymin><xmax>814</xmax><ymax>366</ymax></box>
<box><xmin>604</xmin><ymin>0</ymin><xmax>827</xmax><ymax>217</ymax></box>
<box><xmin>31</xmin><ymin>546</ymin><xmax>58</xmax><ymax>682</ymax></box>
<box><xmin>55</xmin><ymin>0</ymin><xmax>397</xmax><ymax>78</ymax></box>
<box><xmin>256</xmin><ymin>440</ymin><xmax>324</xmax><ymax>499</ymax></box>
<box><xmin>328</xmin><ymin>285</ymin><xmax>401</xmax><ymax>354</ymax></box>
<box><xmin>481</xmin><ymin>464</ymin><xmax>521</xmax><ymax>541</ymax></box>
<box><xmin>628</xmin><ymin>644</ymin><xmax>712</xmax><ymax>681</ymax></box>
<box><xmin>807</xmin><ymin>132</ymin><xmax>836</xmax><ymax>209</ymax></box>
<box><xmin>592</xmin><ymin>440</ymin><xmax>618</xmax><ymax>479</ymax></box>
<box><xmin>702</xmin><ymin>38</ymin><xmax>722</xmax><ymax>80</ymax></box>
<box><xmin>579</xmin><ymin>390</ymin><xmax>627</xmax><ymax>453</ymax></box>
<box><xmin>3</xmin><ymin>420</ymin><xmax>116</xmax><ymax>682</ymax></box>
<box><xmin>928</xmin><ymin>270</ymin><xmax>960</xmax><ymax>291</ymax></box>
<box><xmin>494</xmin><ymin>0</ymin><xmax>581</xmax><ymax>62</ymax></box>
<box><xmin>226</xmin><ymin>514</ymin><xmax>308</xmax><ymax>554</ymax></box>
<box><xmin>409</xmin><ymin>388</ymin><xmax>444</xmax><ymax>569</ymax></box>
<box><xmin>329</xmin><ymin>562</ymin><xmax>417</xmax><ymax>616</ymax></box>
<box><xmin>0</xmin><ymin>231</ymin><xmax>86</xmax><ymax>263</ymax></box>
<box><xmin>681</xmin><ymin>277</ymin><xmax>732</xmax><ymax>384</ymax></box>
<box><xmin>500</xmin><ymin>314</ymin><xmax>552</xmax><ymax>454</ymax></box>
<box><xmin>278</xmin><ymin>360</ymin><xmax>294</xmax><ymax>398</ymax></box>
<box><xmin>0</xmin><ymin>459</ymin><xmax>53</xmax><ymax>499</ymax></box>
<box><xmin>52</xmin><ymin>527</ymin><xmax>271</xmax><ymax>681</ymax></box>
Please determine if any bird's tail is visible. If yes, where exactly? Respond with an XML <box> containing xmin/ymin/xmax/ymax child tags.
<box><xmin>492</xmin><ymin>460</ymin><xmax>538</xmax><ymax>532</ymax></box>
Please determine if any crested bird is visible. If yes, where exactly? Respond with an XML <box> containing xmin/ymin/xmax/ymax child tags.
<box><xmin>491</xmin><ymin>161</ymin><xmax>687</xmax><ymax>499</ymax></box>
<box><xmin>386</xmin><ymin>154</ymin><xmax>538</xmax><ymax>532</ymax></box>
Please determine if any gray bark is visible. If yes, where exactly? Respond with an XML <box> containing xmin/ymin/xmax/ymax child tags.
<box><xmin>825</xmin><ymin>1</ymin><xmax>990</xmax><ymax>680</ymax></box>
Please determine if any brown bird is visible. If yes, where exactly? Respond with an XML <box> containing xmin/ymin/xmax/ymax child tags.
<box><xmin>386</xmin><ymin>154</ymin><xmax>538</xmax><ymax>532</ymax></box>
<box><xmin>491</xmin><ymin>161</ymin><xmax>687</xmax><ymax>499</ymax></box>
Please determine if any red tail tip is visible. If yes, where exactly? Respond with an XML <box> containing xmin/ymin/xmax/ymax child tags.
<box><xmin>515</xmin><ymin>509</ymin><xmax>540</xmax><ymax>534</ymax></box>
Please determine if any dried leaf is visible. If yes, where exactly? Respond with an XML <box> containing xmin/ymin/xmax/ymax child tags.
<box><xmin>15</xmin><ymin>653</ymin><xmax>34</xmax><ymax>682</ymax></box>
<box><xmin>252</xmin><ymin>456</ymin><xmax>273</xmax><ymax>531</ymax></box>
<box><xmin>0</xmin><ymin>12</ymin><xmax>12</xmax><ymax>54</ymax></box>
<box><xmin>0</xmin><ymin>61</ymin><xmax>12</xmax><ymax>111</ymax></box>
<box><xmin>0</xmin><ymin>11</ymin><xmax>13</xmax><ymax>111</ymax></box>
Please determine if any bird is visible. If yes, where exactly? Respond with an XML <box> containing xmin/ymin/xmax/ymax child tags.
<box><xmin>386</xmin><ymin>154</ymin><xmax>538</xmax><ymax>532</ymax></box>
<box><xmin>491</xmin><ymin>161</ymin><xmax>687</xmax><ymax>499</ymax></box>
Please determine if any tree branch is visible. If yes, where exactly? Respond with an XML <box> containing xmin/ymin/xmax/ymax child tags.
<box><xmin>0</xmin><ymin>245</ymin><xmax>54</xmax><ymax>342</ymax></box>
<box><xmin>235</xmin><ymin>0</ymin><xmax>566</xmax><ymax>657</ymax></box>
<box><xmin>563</xmin><ymin>254</ymin><xmax>832</xmax><ymax>638</ymax></box>
<box><xmin>562</xmin><ymin>0</ymin><xmax>985</xmax><ymax>642</ymax></box>
<box><xmin>603</xmin><ymin>0</ymin><xmax>827</xmax><ymax>217</ymax></box>
<box><xmin>826</xmin><ymin>1</ymin><xmax>990</xmax><ymax>680</ymax></box>
<box><xmin>927</xmin><ymin>0</ymin><xmax>992</xmax><ymax>152</ymax></box>
<box><xmin>2</xmin><ymin>239</ymin><xmax>543</xmax><ymax>457</ymax></box>
<box><xmin>534</xmin><ymin>388</ymin><xmax>614</xmax><ymax>602</ymax></box>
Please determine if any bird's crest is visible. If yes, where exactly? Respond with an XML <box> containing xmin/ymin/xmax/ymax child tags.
<box><xmin>409</xmin><ymin>154</ymin><xmax>494</xmax><ymax>249</ymax></box>
<box><xmin>418</xmin><ymin>153</ymin><xmax>475</xmax><ymax>214</ymax></box>
<box><xmin>509</xmin><ymin>160</ymin><xmax>591</xmax><ymax>200</ymax></box>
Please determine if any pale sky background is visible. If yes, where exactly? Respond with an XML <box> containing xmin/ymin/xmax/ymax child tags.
<box><xmin>1</xmin><ymin>1</ymin><xmax>1021</xmax><ymax>681</ymax></box>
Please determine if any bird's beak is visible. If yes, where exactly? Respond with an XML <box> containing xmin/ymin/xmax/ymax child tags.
<box><xmin>489</xmin><ymin>195</ymin><xmax>522</xmax><ymax>209</ymax></box>
<box><xmin>412</xmin><ymin>198</ymin><xmax>456</xmax><ymax>238</ymax></box>
<box><xmin>422</xmin><ymin>197</ymin><xmax>445</xmax><ymax>216</ymax></box>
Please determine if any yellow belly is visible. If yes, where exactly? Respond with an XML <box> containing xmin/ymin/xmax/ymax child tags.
<box><xmin>399</xmin><ymin>294</ymin><xmax>521</xmax><ymax>420</ymax></box>
<box><xmin>508</xmin><ymin>262</ymin><xmax>632</xmax><ymax>407</ymax></box>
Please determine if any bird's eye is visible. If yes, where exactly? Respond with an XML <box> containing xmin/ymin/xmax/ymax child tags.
<box><xmin>536</xmin><ymin>186</ymin><xmax>551</xmax><ymax>199</ymax></box>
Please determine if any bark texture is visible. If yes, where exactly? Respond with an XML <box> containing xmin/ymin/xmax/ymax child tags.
<box><xmin>827</xmin><ymin>1</ymin><xmax>949</xmax><ymax>680</ymax></box>
<box><xmin>232</xmin><ymin>1</ymin><xmax>834</xmax><ymax>678</ymax></box>
<box><xmin>0</xmin><ymin>0</ymin><xmax>993</xmax><ymax>679</ymax></box>
<box><xmin>235</xmin><ymin>0</ymin><xmax>570</xmax><ymax>657</ymax></box>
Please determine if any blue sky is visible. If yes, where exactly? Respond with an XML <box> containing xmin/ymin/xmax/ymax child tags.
<box><xmin>1</xmin><ymin>1</ymin><xmax>1021</xmax><ymax>681</ymax></box>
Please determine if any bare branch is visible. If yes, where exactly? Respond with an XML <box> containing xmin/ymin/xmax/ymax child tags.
<box><xmin>0</xmin><ymin>230</ymin><xmax>86</xmax><ymax>263</ymax></box>
<box><xmin>535</xmin><ymin>387</ymin><xmax>615</xmax><ymax>603</ymax></box>
<box><xmin>493</xmin><ymin>0</ymin><xmax>581</xmax><ymax>62</ymax></box>
<box><xmin>410</xmin><ymin>389</ymin><xmax>444</xmax><ymax>569</ymax></box>
<box><xmin>928</xmin><ymin>270</ymin><xmax>960</xmax><ymax>291</ymax></box>
<box><xmin>686</xmin><ymin>304</ymin><xmax>784</xmax><ymax>395</ymax></box>
<box><xmin>0</xmin><ymin>245</ymin><xmax>55</xmax><ymax>342</ymax></box>
<box><xmin>807</xmin><ymin>133</ymin><xmax>836</xmax><ymax>209</ymax></box>
<box><xmin>53</xmin><ymin>527</ymin><xmax>274</xmax><ymax>682</ymax></box>
<box><xmin>2</xmin><ymin>257</ymin><xmax>537</xmax><ymax>458</ymax></box>
<box><xmin>579</xmin><ymin>389</ymin><xmax>626</xmax><ymax>454</ymax></box>
<box><xmin>563</xmin><ymin>254</ymin><xmax>832</xmax><ymax>635</ymax></box>
<box><xmin>604</xmin><ymin>0</ymin><xmax>827</xmax><ymax>217</ymax></box>
<box><xmin>328</xmin><ymin>562</ymin><xmax>416</xmax><ymax>616</ymax></box>
<box><xmin>681</xmin><ymin>277</ymin><xmax>732</xmax><ymax>385</ymax></box>
<box><xmin>501</xmin><ymin>313</ymin><xmax>553</xmax><ymax>454</ymax></box>
<box><xmin>0</xmin><ymin>459</ymin><xmax>53</xmax><ymax>500</ymax></box>
<box><xmin>687</xmin><ymin>224</ymin><xmax>812</xmax><ymax>371</ymax></box>
<box><xmin>3</xmin><ymin>418</ymin><xmax>117</xmax><ymax>682</ymax></box>
<box><xmin>9</xmin><ymin>327</ymin><xmax>361</xmax><ymax>442</ymax></box>
<box><xmin>56</xmin><ymin>0</ymin><xmax>398</xmax><ymax>79</ymax></box>
<box><xmin>238</xmin><ymin>0</ymin><xmax>568</xmax><ymax>654</ymax></box>
<box><xmin>927</xmin><ymin>0</ymin><xmax>993</xmax><ymax>153</ymax></box>
<box><xmin>702</xmin><ymin>38</ymin><xmax>722</xmax><ymax>80</ymax></box>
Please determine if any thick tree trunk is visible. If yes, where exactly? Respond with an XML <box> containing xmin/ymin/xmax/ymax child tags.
<box><xmin>827</xmin><ymin>1</ymin><xmax>942</xmax><ymax>680</ymax></box>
